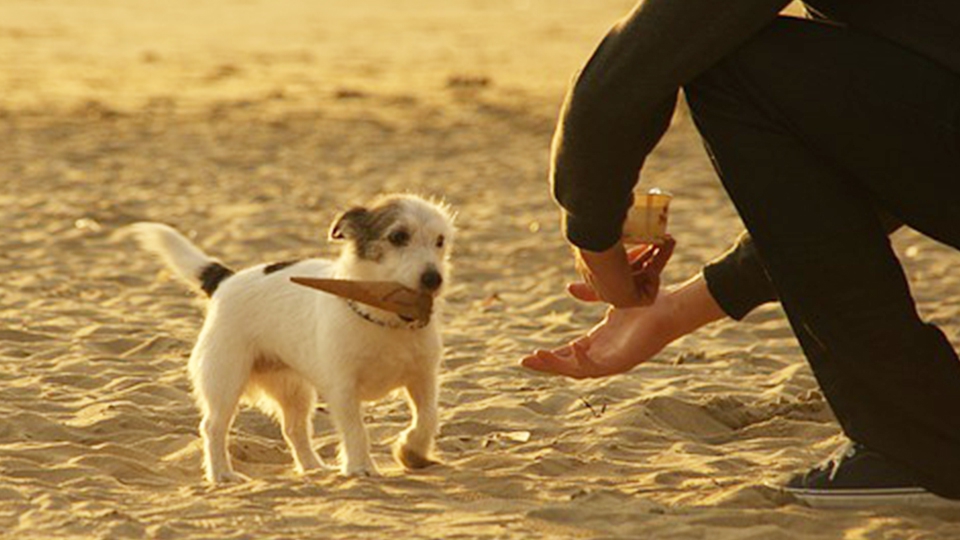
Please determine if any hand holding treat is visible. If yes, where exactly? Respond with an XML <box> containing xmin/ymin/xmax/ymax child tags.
<box><xmin>569</xmin><ymin>238</ymin><xmax>676</xmax><ymax>306</ymax></box>
<box><xmin>567</xmin><ymin>188</ymin><xmax>675</xmax><ymax>308</ymax></box>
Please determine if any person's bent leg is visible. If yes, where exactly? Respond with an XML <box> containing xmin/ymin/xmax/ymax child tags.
<box><xmin>686</xmin><ymin>16</ymin><xmax>960</xmax><ymax>499</ymax></box>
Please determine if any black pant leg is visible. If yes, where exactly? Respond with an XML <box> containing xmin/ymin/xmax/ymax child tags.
<box><xmin>685</xmin><ymin>17</ymin><xmax>960</xmax><ymax>498</ymax></box>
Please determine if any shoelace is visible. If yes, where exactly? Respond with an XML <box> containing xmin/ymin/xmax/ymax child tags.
<box><xmin>824</xmin><ymin>439</ymin><xmax>858</xmax><ymax>481</ymax></box>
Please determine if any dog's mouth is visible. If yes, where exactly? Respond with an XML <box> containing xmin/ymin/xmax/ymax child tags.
<box><xmin>406</xmin><ymin>281</ymin><xmax>443</xmax><ymax>298</ymax></box>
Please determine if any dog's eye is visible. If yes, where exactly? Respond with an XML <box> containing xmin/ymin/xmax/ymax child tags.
<box><xmin>436</xmin><ymin>235</ymin><xmax>445</xmax><ymax>249</ymax></box>
<box><xmin>388</xmin><ymin>229</ymin><xmax>410</xmax><ymax>247</ymax></box>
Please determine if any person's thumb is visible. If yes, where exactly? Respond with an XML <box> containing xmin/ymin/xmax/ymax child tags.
<box><xmin>567</xmin><ymin>282</ymin><xmax>601</xmax><ymax>302</ymax></box>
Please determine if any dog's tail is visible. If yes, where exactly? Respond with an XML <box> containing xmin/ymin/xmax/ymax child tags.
<box><xmin>129</xmin><ymin>223</ymin><xmax>234</xmax><ymax>297</ymax></box>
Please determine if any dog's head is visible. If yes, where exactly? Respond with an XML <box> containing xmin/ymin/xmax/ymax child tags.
<box><xmin>330</xmin><ymin>194</ymin><xmax>455</xmax><ymax>296</ymax></box>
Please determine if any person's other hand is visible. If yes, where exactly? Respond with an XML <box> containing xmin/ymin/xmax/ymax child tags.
<box><xmin>569</xmin><ymin>236</ymin><xmax>675</xmax><ymax>307</ymax></box>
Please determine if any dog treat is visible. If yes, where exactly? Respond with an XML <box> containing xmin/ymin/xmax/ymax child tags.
<box><xmin>290</xmin><ymin>277</ymin><xmax>433</xmax><ymax>324</ymax></box>
<box><xmin>622</xmin><ymin>188</ymin><xmax>672</xmax><ymax>245</ymax></box>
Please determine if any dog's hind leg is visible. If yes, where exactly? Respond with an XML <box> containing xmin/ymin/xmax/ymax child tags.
<box><xmin>190</xmin><ymin>338</ymin><xmax>252</xmax><ymax>484</ymax></box>
<box><xmin>394</xmin><ymin>371</ymin><xmax>440</xmax><ymax>470</ymax></box>
<box><xmin>251</xmin><ymin>369</ymin><xmax>325</xmax><ymax>473</ymax></box>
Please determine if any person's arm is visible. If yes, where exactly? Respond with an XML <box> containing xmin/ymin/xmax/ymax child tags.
<box><xmin>552</xmin><ymin>0</ymin><xmax>791</xmax><ymax>253</ymax></box>
<box><xmin>702</xmin><ymin>232</ymin><xmax>779</xmax><ymax>320</ymax></box>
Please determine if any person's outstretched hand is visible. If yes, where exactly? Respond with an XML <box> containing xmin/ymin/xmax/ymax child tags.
<box><xmin>570</xmin><ymin>236</ymin><xmax>675</xmax><ymax>307</ymax></box>
<box><xmin>520</xmin><ymin>308</ymin><xmax>653</xmax><ymax>378</ymax></box>
<box><xmin>519</xmin><ymin>236</ymin><xmax>676</xmax><ymax>379</ymax></box>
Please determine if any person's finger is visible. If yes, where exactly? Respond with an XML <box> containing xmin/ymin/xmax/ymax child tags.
<box><xmin>568</xmin><ymin>341</ymin><xmax>603</xmax><ymax>377</ymax></box>
<box><xmin>626</xmin><ymin>237</ymin><xmax>675</xmax><ymax>274</ymax></box>
<box><xmin>626</xmin><ymin>238</ymin><xmax>676</xmax><ymax>304</ymax></box>
<box><xmin>627</xmin><ymin>245</ymin><xmax>656</xmax><ymax>269</ymax></box>
<box><xmin>519</xmin><ymin>352</ymin><xmax>551</xmax><ymax>372</ymax></box>
<box><xmin>648</xmin><ymin>236</ymin><xmax>676</xmax><ymax>274</ymax></box>
<box><xmin>520</xmin><ymin>348</ymin><xmax>588</xmax><ymax>378</ymax></box>
<box><xmin>652</xmin><ymin>238</ymin><xmax>677</xmax><ymax>274</ymax></box>
<box><xmin>567</xmin><ymin>282</ymin><xmax>601</xmax><ymax>302</ymax></box>
<box><xmin>573</xmin><ymin>258</ymin><xmax>606</xmax><ymax>302</ymax></box>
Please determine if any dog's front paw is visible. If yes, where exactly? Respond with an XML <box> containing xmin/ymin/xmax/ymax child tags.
<box><xmin>341</xmin><ymin>463</ymin><xmax>379</xmax><ymax>478</ymax></box>
<box><xmin>395</xmin><ymin>444</ymin><xmax>440</xmax><ymax>470</ymax></box>
<box><xmin>207</xmin><ymin>470</ymin><xmax>250</xmax><ymax>485</ymax></box>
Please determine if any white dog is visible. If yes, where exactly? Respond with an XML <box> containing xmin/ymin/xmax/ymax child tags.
<box><xmin>131</xmin><ymin>194</ymin><xmax>454</xmax><ymax>483</ymax></box>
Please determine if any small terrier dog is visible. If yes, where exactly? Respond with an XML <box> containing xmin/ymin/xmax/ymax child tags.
<box><xmin>132</xmin><ymin>194</ymin><xmax>454</xmax><ymax>483</ymax></box>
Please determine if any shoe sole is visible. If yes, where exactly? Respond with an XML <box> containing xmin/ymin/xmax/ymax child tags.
<box><xmin>783</xmin><ymin>487</ymin><xmax>960</xmax><ymax>509</ymax></box>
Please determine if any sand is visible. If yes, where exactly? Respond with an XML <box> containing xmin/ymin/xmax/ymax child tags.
<box><xmin>2</xmin><ymin>0</ymin><xmax>959</xmax><ymax>538</ymax></box>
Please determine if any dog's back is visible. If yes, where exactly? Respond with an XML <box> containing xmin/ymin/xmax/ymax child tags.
<box><xmin>130</xmin><ymin>222</ymin><xmax>341</xmax><ymax>361</ymax></box>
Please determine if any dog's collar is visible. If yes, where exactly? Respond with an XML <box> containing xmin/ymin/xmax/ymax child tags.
<box><xmin>345</xmin><ymin>300</ymin><xmax>428</xmax><ymax>330</ymax></box>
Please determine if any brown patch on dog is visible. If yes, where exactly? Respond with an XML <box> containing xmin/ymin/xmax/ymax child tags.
<box><xmin>263</xmin><ymin>260</ymin><xmax>301</xmax><ymax>275</ymax></box>
<box><xmin>329</xmin><ymin>199</ymin><xmax>404</xmax><ymax>261</ymax></box>
<box><xmin>252</xmin><ymin>353</ymin><xmax>288</xmax><ymax>373</ymax></box>
<box><xmin>198</xmin><ymin>262</ymin><xmax>234</xmax><ymax>297</ymax></box>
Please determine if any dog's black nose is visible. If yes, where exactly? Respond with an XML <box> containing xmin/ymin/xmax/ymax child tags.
<box><xmin>420</xmin><ymin>269</ymin><xmax>443</xmax><ymax>291</ymax></box>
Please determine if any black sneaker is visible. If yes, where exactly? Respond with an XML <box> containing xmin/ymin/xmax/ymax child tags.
<box><xmin>783</xmin><ymin>441</ymin><xmax>953</xmax><ymax>508</ymax></box>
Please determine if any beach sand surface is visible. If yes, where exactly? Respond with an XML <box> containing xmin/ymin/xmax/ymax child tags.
<box><xmin>2</xmin><ymin>0</ymin><xmax>959</xmax><ymax>538</ymax></box>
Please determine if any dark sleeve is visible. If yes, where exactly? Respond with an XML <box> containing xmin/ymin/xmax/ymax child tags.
<box><xmin>551</xmin><ymin>0</ymin><xmax>791</xmax><ymax>251</ymax></box>
<box><xmin>702</xmin><ymin>232</ymin><xmax>778</xmax><ymax>321</ymax></box>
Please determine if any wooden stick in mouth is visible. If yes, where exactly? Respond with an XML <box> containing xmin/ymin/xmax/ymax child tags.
<box><xmin>289</xmin><ymin>277</ymin><xmax>433</xmax><ymax>324</ymax></box>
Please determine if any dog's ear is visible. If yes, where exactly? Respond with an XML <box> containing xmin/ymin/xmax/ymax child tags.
<box><xmin>329</xmin><ymin>207</ymin><xmax>369</xmax><ymax>241</ymax></box>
